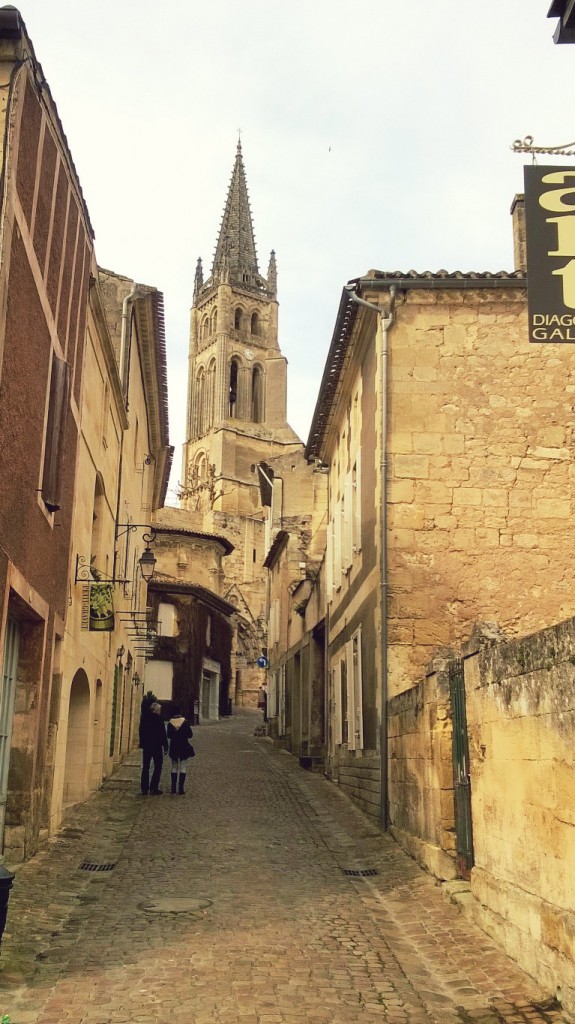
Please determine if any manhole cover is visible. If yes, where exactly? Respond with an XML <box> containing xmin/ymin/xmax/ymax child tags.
<box><xmin>139</xmin><ymin>896</ymin><xmax>212</xmax><ymax>914</ymax></box>
<box><xmin>79</xmin><ymin>862</ymin><xmax>117</xmax><ymax>872</ymax></box>
<box><xmin>342</xmin><ymin>868</ymin><xmax>379</xmax><ymax>877</ymax></box>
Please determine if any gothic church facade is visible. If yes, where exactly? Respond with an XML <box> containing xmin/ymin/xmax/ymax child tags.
<box><xmin>181</xmin><ymin>142</ymin><xmax>302</xmax><ymax>704</ymax></box>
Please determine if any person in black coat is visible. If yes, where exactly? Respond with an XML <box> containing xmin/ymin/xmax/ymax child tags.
<box><xmin>139</xmin><ymin>701</ymin><xmax>168</xmax><ymax>795</ymax></box>
<box><xmin>167</xmin><ymin>705</ymin><xmax>194</xmax><ymax>795</ymax></box>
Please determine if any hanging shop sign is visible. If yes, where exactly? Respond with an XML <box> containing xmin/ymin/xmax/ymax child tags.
<box><xmin>89</xmin><ymin>582</ymin><xmax>115</xmax><ymax>631</ymax></box>
<box><xmin>524</xmin><ymin>165</ymin><xmax>575</xmax><ymax>342</ymax></box>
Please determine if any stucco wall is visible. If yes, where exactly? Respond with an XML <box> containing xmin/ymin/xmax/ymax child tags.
<box><xmin>464</xmin><ymin>621</ymin><xmax>575</xmax><ymax>1015</ymax></box>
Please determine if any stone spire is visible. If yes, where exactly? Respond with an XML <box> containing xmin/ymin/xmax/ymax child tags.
<box><xmin>212</xmin><ymin>140</ymin><xmax>259</xmax><ymax>287</ymax></box>
<box><xmin>193</xmin><ymin>257</ymin><xmax>203</xmax><ymax>301</ymax></box>
<box><xmin>267</xmin><ymin>250</ymin><xmax>277</xmax><ymax>295</ymax></box>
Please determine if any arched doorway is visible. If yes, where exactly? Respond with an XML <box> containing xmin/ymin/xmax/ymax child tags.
<box><xmin>63</xmin><ymin>669</ymin><xmax>90</xmax><ymax>806</ymax></box>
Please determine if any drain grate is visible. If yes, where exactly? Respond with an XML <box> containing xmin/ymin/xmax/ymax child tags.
<box><xmin>342</xmin><ymin>868</ymin><xmax>379</xmax><ymax>877</ymax></box>
<box><xmin>79</xmin><ymin>861</ymin><xmax>117</xmax><ymax>872</ymax></box>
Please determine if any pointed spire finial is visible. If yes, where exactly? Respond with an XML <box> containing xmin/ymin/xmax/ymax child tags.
<box><xmin>267</xmin><ymin>250</ymin><xmax>277</xmax><ymax>294</ymax></box>
<box><xmin>212</xmin><ymin>139</ymin><xmax>259</xmax><ymax>286</ymax></box>
<box><xmin>194</xmin><ymin>256</ymin><xmax>204</xmax><ymax>301</ymax></box>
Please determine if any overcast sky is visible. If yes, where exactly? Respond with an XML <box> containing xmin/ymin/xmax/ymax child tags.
<box><xmin>15</xmin><ymin>1</ymin><xmax>575</xmax><ymax>501</ymax></box>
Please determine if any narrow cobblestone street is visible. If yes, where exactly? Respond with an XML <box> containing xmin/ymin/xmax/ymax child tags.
<box><xmin>0</xmin><ymin>713</ymin><xmax>565</xmax><ymax>1024</ymax></box>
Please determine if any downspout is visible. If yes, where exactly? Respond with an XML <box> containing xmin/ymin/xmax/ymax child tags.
<box><xmin>119</xmin><ymin>285</ymin><xmax>137</xmax><ymax>396</ymax></box>
<box><xmin>345</xmin><ymin>284</ymin><xmax>397</xmax><ymax>831</ymax></box>
<box><xmin>114</xmin><ymin>284</ymin><xmax>139</xmax><ymax>582</ymax></box>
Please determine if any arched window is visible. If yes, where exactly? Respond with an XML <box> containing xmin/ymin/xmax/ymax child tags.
<box><xmin>211</xmin><ymin>309</ymin><xmax>218</xmax><ymax>333</ymax></box>
<box><xmin>229</xmin><ymin>358</ymin><xmax>239</xmax><ymax>418</ymax></box>
<box><xmin>195</xmin><ymin>452</ymin><xmax>208</xmax><ymax>480</ymax></box>
<box><xmin>206</xmin><ymin>358</ymin><xmax>216</xmax><ymax>429</ymax></box>
<box><xmin>201</xmin><ymin>316</ymin><xmax>210</xmax><ymax>340</ymax></box>
<box><xmin>252</xmin><ymin>365</ymin><xmax>264</xmax><ymax>423</ymax></box>
<box><xmin>195</xmin><ymin>366</ymin><xmax>206</xmax><ymax>436</ymax></box>
<box><xmin>91</xmin><ymin>473</ymin><xmax>105</xmax><ymax>571</ymax></box>
<box><xmin>251</xmin><ymin>311</ymin><xmax>260</xmax><ymax>336</ymax></box>
<box><xmin>234</xmin><ymin>307</ymin><xmax>243</xmax><ymax>330</ymax></box>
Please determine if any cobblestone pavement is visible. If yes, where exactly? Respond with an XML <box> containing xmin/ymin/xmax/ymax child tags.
<box><xmin>0</xmin><ymin>712</ymin><xmax>566</xmax><ymax>1024</ymax></box>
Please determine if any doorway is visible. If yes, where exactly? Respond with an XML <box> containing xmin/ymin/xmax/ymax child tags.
<box><xmin>63</xmin><ymin>669</ymin><xmax>90</xmax><ymax>806</ymax></box>
<box><xmin>0</xmin><ymin>618</ymin><xmax>19</xmax><ymax>847</ymax></box>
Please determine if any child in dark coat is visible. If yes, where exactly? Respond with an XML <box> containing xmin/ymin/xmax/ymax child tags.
<box><xmin>167</xmin><ymin>705</ymin><xmax>194</xmax><ymax>795</ymax></box>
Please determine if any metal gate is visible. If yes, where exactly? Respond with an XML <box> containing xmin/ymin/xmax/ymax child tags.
<box><xmin>449</xmin><ymin>657</ymin><xmax>474</xmax><ymax>877</ymax></box>
<box><xmin>0</xmin><ymin>618</ymin><xmax>20</xmax><ymax>849</ymax></box>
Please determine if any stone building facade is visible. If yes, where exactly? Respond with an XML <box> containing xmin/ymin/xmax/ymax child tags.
<box><xmin>261</xmin><ymin>450</ymin><xmax>328</xmax><ymax>759</ymax></box>
<box><xmin>49</xmin><ymin>270</ymin><xmax>171</xmax><ymax>839</ymax></box>
<box><xmin>304</xmin><ymin>197</ymin><xmax>575</xmax><ymax>820</ymax></box>
<box><xmin>181</xmin><ymin>141</ymin><xmax>302</xmax><ymax>705</ymax></box>
<box><xmin>144</xmin><ymin>508</ymin><xmax>235</xmax><ymax>722</ymax></box>
<box><xmin>0</xmin><ymin>11</ymin><xmax>95</xmax><ymax>860</ymax></box>
<box><xmin>0</xmin><ymin>11</ymin><xmax>172</xmax><ymax>860</ymax></box>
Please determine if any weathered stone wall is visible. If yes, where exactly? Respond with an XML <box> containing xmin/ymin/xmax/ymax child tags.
<box><xmin>388</xmin><ymin>666</ymin><xmax>457</xmax><ymax>879</ymax></box>
<box><xmin>361</xmin><ymin>281</ymin><xmax>575</xmax><ymax>699</ymax></box>
<box><xmin>464</xmin><ymin>620</ymin><xmax>575</xmax><ymax>1015</ymax></box>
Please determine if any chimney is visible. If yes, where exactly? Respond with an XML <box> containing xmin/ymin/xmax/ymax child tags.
<box><xmin>511</xmin><ymin>194</ymin><xmax>526</xmax><ymax>273</ymax></box>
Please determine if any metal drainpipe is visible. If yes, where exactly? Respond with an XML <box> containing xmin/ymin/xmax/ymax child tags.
<box><xmin>119</xmin><ymin>285</ymin><xmax>137</xmax><ymax>391</ymax></box>
<box><xmin>345</xmin><ymin>284</ymin><xmax>396</xmax><ymax>831</ymax></box>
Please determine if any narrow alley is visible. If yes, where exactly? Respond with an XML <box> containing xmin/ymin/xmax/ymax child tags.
<box><xmin>0</xmin><ymin>714</ymin><xmax>563</xmax><ymax>1024</ymax></box>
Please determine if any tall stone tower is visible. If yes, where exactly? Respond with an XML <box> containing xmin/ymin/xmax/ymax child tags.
<box><xmin>182</xmin><ymin>140</ymin><xmax>302</xmax><ymax>705</ymax></box>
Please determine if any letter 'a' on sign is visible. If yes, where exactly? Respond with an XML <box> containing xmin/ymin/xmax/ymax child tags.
<box><xmin>524</xmin><ymin>165</ymin><xmax>575</xmax><ymax>342</ymax></box>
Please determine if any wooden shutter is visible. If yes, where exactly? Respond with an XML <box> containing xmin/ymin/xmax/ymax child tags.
<box><xmin>41</xmin><ymin>355</ymin><xmax>70</xmax><ymax>511</ymax></box>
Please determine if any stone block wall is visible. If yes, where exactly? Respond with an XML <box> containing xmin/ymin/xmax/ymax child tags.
<box><xmin>464</xmin><ymin>620</ymin><xmax>575</xmax><ymax>1015</ymax></box>
<box><xmin>387</xmin><ymin>666</ymin><xmax>457</xmax><ymax>879</ymax></box>
<box><xmin>362</xmin><ymin>282</ymin><xmax>575</xmax><ymax>699</ymax></box>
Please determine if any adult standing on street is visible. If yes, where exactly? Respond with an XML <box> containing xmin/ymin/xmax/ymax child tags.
<box><xmin>139</xmin><ymin>701</ymin><xmax>168</xmax><ymax>795</ymax></box>
<box><xmin>257</xmin><ymin>682</ymin><xmax>268</xmax><ymax>723</ymax></box>
<box><xmin>167</xmin><ymin>705</ymin><xmax>194</xmax><ymax>795</ymax></box>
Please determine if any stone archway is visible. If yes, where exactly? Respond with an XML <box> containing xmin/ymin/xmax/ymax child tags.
<box><xmin>63</xmin><ymin>669</ymin><xmax>90</xmax><ymax>806</ymax></box>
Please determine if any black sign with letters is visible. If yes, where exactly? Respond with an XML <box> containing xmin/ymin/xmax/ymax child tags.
<box><xmin>524</xmin><ymin>165</ymin><xmax>575</xmax><ymax>342</ymax></box>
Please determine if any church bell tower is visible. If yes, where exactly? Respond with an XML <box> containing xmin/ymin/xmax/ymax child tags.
<box><xmin>182</xmin><ymin>139</ymin><xmax>300</xmax><ymax>516</ymax></box>
<box><xmin>182</xmin><ymin>141</ymin><xmax>302</xmax><ymax>704</ymax></box>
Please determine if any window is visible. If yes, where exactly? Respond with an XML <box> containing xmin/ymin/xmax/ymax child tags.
<box><xmin>234</xmin><ymin>307</ymin><xmax>242</xmax><ymax>330</ymax></box>
<box><xmin>158</xmin><ymin>603</ymin><xmax>176</xmax><ymax>637</ymax></box>
<box><xmin>91</xmin><ymin>474</ymin><xmax>105</xmax><ymax>572</ymax></box>
<box><xmin>251</xmin><ymin>311</ymin><xmax>260</xmax><ymax>335</ymax></box>
<box><xmin>194</xmin><ymin>366</ymin><xmax>206</xmax><ymax>437</ymax></box>
<box><xmin>41</xmin><ymin>354</ymin><xmax>70</xmax><ymax>512</ymax></box>
<box><xmin>346</xmin><ymin>628</ymin><xmax>363</xmax><ymax>751</ymax></box>
<box><xmin>206</xmin><ymin>359</ymin><xmax>216</xmax><ymax>430</ymax></box>
<box><xmin>229</xmin><ymin>359</ymin><xmax>239</xmax><ymax>417</ymax></box>
<box><xmin>251</xmin><ymin>365</ymin><xmax>263</xmax><ymax>423</ymax></box>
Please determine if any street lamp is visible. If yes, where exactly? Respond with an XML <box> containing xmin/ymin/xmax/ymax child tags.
<box><xmin>139</xmin><ymin>545</ymin><xmax>157</xmax><ymax>583</ymax></box>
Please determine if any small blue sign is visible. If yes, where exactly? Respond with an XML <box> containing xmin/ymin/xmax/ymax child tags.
<box><xmin>257</xmin><ymin>656</ymin><xmax>269</xmax><ymax>669</ymax></box>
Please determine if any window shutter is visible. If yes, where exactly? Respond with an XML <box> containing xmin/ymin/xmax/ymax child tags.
<box><xmin>326</xmin><ymin>515</ymin><xmax>334</xmax><ymax>601</ymax></box>
<box><xmin>42</xmin><ymin>355</ymin><xmax>70</xmax><ymax>512</ymax></box>
<box><xmin>333</xmin><ymin>661</ymin><xmax>342</xmax><ymax>745</ymax></box>
<box><xmin>353</xmin><ymin>451</ymin><xmax>362</xmax><ymax>553</ymax></box>
<box><xmin>343</xmin><ymin>473</ymin><xmax>353</xmax><ymax>571</ymax></box>
<box><xmin>334</xmin><ymin>499</ymin><xmax>342</xmax><ymax>588</ymax></box>
<box><xmin>346</xmin><ymin>640</ymin><xmax>355</xmax><ymax>750</ymax></box>
<box><xmin>353</xmin><ymin>628</ymin><xmax>364</xmax><ymax>750</ymax></box>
